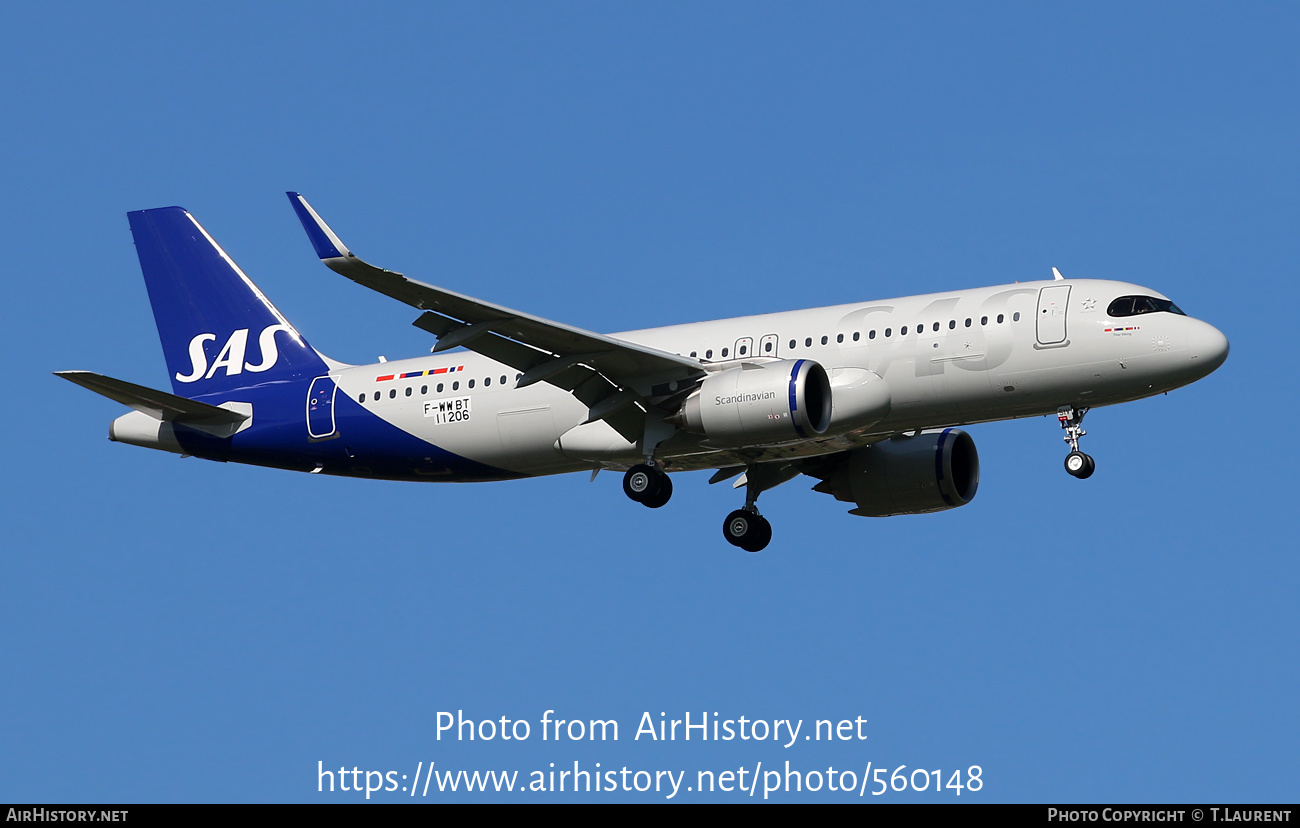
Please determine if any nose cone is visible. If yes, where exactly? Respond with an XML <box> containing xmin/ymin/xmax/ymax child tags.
<box><xmin>1187</xmin><ymin>320</ymin><xmax>1229</xmax><ymax>376</ymax></box>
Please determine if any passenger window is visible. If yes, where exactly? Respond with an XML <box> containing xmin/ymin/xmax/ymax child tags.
<box><xmin>852</xmin><ymin>332</ymin><xmax>860</xmax><ymax>341</ymax></box>
<box><xmin>358</xmin><ymin>394</ymin><xmax>366</xmax><ymax>404</ymax></box>
<box><xmin>869</xmin><ymin>330</ymin><xmax>876</xmax><ymax>340</ymax></box>
<box><xmin>901</xmin><ymin>326</ymin><xmax>908</xmax><ymax>335</ymax></box>
<box><xmin>885</xmin><ymin>328</ymin><xmax>892</xmax><ymax>337</ymax></box>
<box><xmin>437</xmin><ymin>383</ymin><xmax>444</xmax><ymax>392</ymax></box>
<box><xmin>722</xmin><ymin>348</ymin><xmax>729</xmax><ymax>357</ymax></box>
<box><xmin>764</xmin><ymin>340</ymin><xmax>773</xmax><ymax>352</ymax></box>
<box><xmin>965</xmin><ymin>318</ymin><xmax>971</xmax><ymax>327</ymax></box>
<box><xmin>820</xmin><ymin>335</ymin><xmax>828</xmax><ymax>345</ymax></box>
<box><xmin>484</xmin><ymin>377</ymin><xmax>491</xmax><ymax>386</ymax></box>
<box><xmin>949</xmin><ymin>320</ymin><xmax>956</xmax><ymax>329</ymax></box>
<box><xmin>1013</xmin><ymin>312</ymin><xmax>1021</xmax><ymax>322</ymax></box>
<box><xmin>421</xmin><ymin>385</ymin><xmax>428</xmax><ymax>394</ymax></box>
<box><xmin>836</xmin><ymin>333</ymin><xmax>843</xmax><ymax>343</ymax></box>
<box><xmin>405</xmin><ymin>386</ymin><xmax>412</xmax><ymax>396</ymax></box>
<box><xmin>981</xmin><ymin>316</ymin><xmax>988</xmax><ymax>326</ymax></box>
<box><xmin>788</xmin><ymin>340</ymin><xmax>796</xmax><ymax>349</ymax></box>
<box><xmin>933</xmin><ymin>322</ymin><xmax>940</xmax><ymax>332</ymax></box>
<box><xmin>389</xmin><ymin>389</ymin><xmax>396</xmax><ymax>399</ymax></box>
<box><xmin>452</xmin><ymin>381</ymin><xmax>459</xmax><ymax>391</ymax></box>
<box><xmin>739</xmin><ymin>345</ymin><xmax>747</xmax><ymax>355</ymax></box>
<box><xmin>805</xmin><ymin>338</ymin><xmax>812</xmax><ymax>347</ymax></box>
<box><xmin>468</xmin><ymin>379</ymin><xmax>475</xmax><ymax>389</ymax></box>
<box><xmin>501</xmin><ymin>375</ymin><xmax>507</xmax><ymax>385</ymax></box>
<box><xmin>690</xmin><ymin>351</ymin><xmax>697</xmax><ymax>357</ymax></box>
<box><xmin>997</xmin><ymin>314</ymin><xmax>1005</xmax><ymax>324</ymax></box>
<box><xmin>706</xmin><ymin>349</ymin><xmax>713</xmax><ymax>359</ymax></box>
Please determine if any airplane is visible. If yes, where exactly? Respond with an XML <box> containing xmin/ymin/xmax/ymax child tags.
<box><xmin>57</xmin><ymin>193</ymin><xmax>1230</xmax><ymax>552</ymax></box>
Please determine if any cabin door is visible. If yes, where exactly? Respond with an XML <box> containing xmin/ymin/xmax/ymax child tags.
<box><xmin>1036</xmin><ymin>285</ymin><xmax>1072</xmax><ymax>346</ymax></box>
<box><xmin>307</xmin><ymin>376</ymin><xmax>339</xmax><ymax>440</ymax></box>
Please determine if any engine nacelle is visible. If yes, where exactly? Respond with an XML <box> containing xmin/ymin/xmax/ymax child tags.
<box><xmin>673</xmin><ymin>359</ymin><xmax>832</xmax><ymax>446</ymax></box>
<box><xmin>809</xmin><ymin>428</ymin><xmax>979</xmax><ymax>516</ymax></box>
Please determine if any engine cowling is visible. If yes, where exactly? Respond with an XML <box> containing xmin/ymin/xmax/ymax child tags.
<box><xmin>673</xmin><ymin>359</ymin><xmax>832</xmax><ymax>446</ymax></box>
<box><xmin>809</xmin><ymin>428</ymin><xmax>979</xmax><ymax>516</ymax></box>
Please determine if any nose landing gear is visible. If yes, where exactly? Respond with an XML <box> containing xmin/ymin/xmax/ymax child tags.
<box><xmin>1058</xmin><ymin>406</ymin><xmax>1095</xmax><ymax>479</ymax></box>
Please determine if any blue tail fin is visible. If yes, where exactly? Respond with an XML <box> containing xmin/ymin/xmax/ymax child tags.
<box><xmin>129</xmin><ymin>207</ymin><xmax>329</xmax><ymax>396</ymax></box>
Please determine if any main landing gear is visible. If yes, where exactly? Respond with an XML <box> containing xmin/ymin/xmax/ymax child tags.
<box><xmin>621</xmin><ymin>442</ymin><xmax>798</xmax><ymax>553</ymax></box>
<box><xmin>621</xmin><ymin>462</ymin><xmax>772</xmax><ymax>551</ymax></box>
<box><xmin>723</xmin><ymin>508</ymin><xmax>772</xmax><ymax>553</ymax></box>
<box><xmin>716</xmin><ymin>462</ymin><xmax>799</xmax><ymax>553</ymax></box>
<box><xmin>1058</xmin><ymin>405</ymin><xmax>1095</xmax><ymax>479</ymax></box>
<box><xmin>623</xmin><ymin>463</ymin><xmax>673</xmax><ymax>508</ymax></box>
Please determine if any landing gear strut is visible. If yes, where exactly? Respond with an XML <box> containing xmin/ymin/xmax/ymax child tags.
<box><xmin>1058</xmin><ymin>405</ymin><xmax>1095</xmax><ymax>479</ymax></box>
<box><xmin>623</xmin><ymin>463</ymin><xmax>673</xmax><ymax>508</ymax></box>
<box><xmin>623</xmin><ymin>415</ymin><xmax>676</xmax><ymax>509</ymax></box>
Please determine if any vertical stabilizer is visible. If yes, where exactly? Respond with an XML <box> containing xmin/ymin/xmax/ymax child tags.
<box><xmin>129</xmin><ymin>207</ymin><xmax>328</xmax><ymax>396</ymax></box>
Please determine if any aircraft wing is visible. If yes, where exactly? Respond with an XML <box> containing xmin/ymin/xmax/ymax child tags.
<box><xmin>288</xmin><ymin>192</ymin><xmax>707</xmax><ymax>441</ymax></box>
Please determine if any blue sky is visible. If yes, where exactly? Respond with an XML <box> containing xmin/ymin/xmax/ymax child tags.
<box><xmin>2</xmin><ymin>3</ymin><xmax>1295</xmax><ymax>802</ymax></box>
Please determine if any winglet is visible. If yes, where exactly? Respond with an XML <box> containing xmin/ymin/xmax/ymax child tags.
<box><xmin>286</xmin><ymin>192</ymin><xmax>351</xmax><ymax>260</ymax></box>
<box><xmin>1052</xmin><ymin>266</ymin><xmax>1065</xmax><ymax>281</ymax></box>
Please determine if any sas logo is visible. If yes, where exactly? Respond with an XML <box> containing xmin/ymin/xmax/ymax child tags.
<box><xmin>175</xmin><ymin>324</ymin><xmax>297</xmax><ymax>383</ymax></box>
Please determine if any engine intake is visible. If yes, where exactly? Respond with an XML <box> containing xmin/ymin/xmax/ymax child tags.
<box><xmin>673</xmin><ymin>359</ymin><xmax>831</xmax><ymax>446</ymax></box>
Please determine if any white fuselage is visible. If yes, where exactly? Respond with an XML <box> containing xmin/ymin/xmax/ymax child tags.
<box><xmin>328</xmin><ymin>278</ymin><xmax>1226</xmax><ymax>478</ymax></box>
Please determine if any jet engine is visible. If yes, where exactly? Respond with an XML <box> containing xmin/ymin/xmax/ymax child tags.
<box><xmin>671</xmin><ymin>359</ymin><xmax>832</xmax><ymax>446</ymax></box>
<box><xmin>808</xmin><ymin>428</ymin><xmax>979</xmax><ymax>516</ymax></box>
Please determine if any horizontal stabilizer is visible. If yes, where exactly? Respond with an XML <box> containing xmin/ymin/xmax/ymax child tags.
<box><xmin>55</xmin><ymin>371</ymin><xmax>250</xmax><ymax>425</ymax></box>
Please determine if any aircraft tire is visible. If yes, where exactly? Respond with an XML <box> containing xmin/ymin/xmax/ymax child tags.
<box><xmin>749</xmin><ymin>515</ymin><xmax>773</xmax><ymax>552</ymax></box>
<box><xmin>1077</xmin><ymin>454</ymin><xmax>1096</xmax><ymax>479</ymax></box>
<box><xmin>723</xmin><ymin>510</ymin><xmax>771</xmax><ymax>552</ymax></box>
<box><xmin>1065</xmin><ymin>451</ymin><xmax>1091</xmax><ymax>478</ymax></box>
<box><xmin>643</xmin><ymin>474</ymin><xmax>673</xmax><ymax>508</ymax></box>
<box><xmin>623</xmin><ymin>464</ymin><xmax>662</xmax><ymax>503</ymax></box>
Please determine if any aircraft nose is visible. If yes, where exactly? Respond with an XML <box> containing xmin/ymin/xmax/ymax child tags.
<box><xmin>1187</xmin><ymin>320</ymin><xmax>1229</xmax><ymax>375</ymax></box>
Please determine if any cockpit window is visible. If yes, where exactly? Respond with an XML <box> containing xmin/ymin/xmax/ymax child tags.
<box><xmin>1107</xmin><ymin>295</ymin><xmax>1185</xmax><ymax>318</ymax></box>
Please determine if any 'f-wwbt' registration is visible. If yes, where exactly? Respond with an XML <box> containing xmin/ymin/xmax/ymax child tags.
<box><xmin>424</xmin><ymin>397</ymin><xmax>471</xmax><ymax>424</ymax></box>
